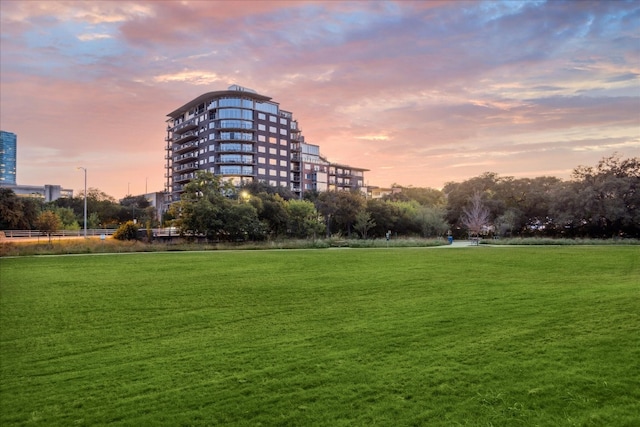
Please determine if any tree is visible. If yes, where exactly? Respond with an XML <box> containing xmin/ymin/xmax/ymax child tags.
<box><xmin>444</xmin><ymin>172</ymin><xmax>502</xmax><ymax>235</ymax></box>
<box><xmin>120</xmin><ymin>195</ymin><xmax>152</xmax><ymax>223</ymax></box>
<box><xmin>316</xmin><ymin>191</ymin><xmax>366</xmax><ymax>237</ymax></box>
<box><xmin>495</xmin><ymin>208</ymin><xmax>521</xmax><ymax>237</ymax></box>
<box><xmin>251</xmin><ymin>192</ymin><xmax>289</xmax><ymax>238</ymax></box>
<box><xmin>461</xmin><ymin>192</ymin><xmax>491</xmax><ymax>243</ymax></box>
<box><xmin>384</xmin><ymin>186</ymin><xmax>446</xmax><ymax>207</ymax></box>
<box><xmin>53</xmin><ymin>207</ymin><xmax>80</xmax><ymax>230</ymax></box>
<box><xmin>388</xmin><ymin>200</ymin><xmax>422</xmax><ymax>235</ymax></box>
<box><xmin>169</xmin><ymin>171</ymin><xmax>239</xmax><ymax>241</ymax></box>
<box><xmin>550</xmin><ymin>154</ymin><xmax>639</xmax><ymax>237</ymax></box>
<box><xmin>414</xmin><ymin>206</ymin><xmax>449</xmax><ymax>238</ymax></box>
<box><xmin>0</xmin><ymin>189</ymin><xmax>42</xmax><ymax>229</ymax></box>
<box><xmin>221</xmin><ymin>203</ymin><xmax>266</xmax><ymax>241</ymax></box>
<box><xmin>286</xmin><ymin>199</ymin><xmax>324</xmax><ymax>239</ymax></box>
<box><xmin>36</xmin><ymin>210</ymin><xmax>62</xmax><ymax>244</ymax></box>
<box><xmin>354</xmin><ymin>211</ymin><xmax>376</xmax><ymax>239</ymax></box>
<box><xmin>365</xmin><ymin>199</ymin><xmax>400</xmax><ymax>238</ymax></box>
<box><xmin>88</xmin><ymin>212</ymin><xmax>101</xmax><ymax>229</ymax></box>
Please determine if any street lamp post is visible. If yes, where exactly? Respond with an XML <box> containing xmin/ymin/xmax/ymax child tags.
<box><xmin>77</xmin><ymin>167</ymin><xmax>87</xmax><ymax>238</ymax></box>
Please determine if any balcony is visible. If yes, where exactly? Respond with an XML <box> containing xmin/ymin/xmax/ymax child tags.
<box><xmin>175</xmin><ymin>173</ymin><xmax>196</xmax><ymax>184</ymax></box>
<box><xmin>218</xmin><ymin>121</ymin><xmax>255</xmax><ymax>130</ymax></box>
<box><xmin>174</xmin><ymin>152</ymin><xmax>198</xmax><ymax>163</ymax></box>
<box><xmin>174</xmin><ymin>131</ymin><xmax>198</xmax><ymax>144</ymax></box>
<box><xmin>174</xmin><ymin>121</ymin><xmax>198</xmax><ymax>134</ymax></box>
<box><xmin>218</xmin><ymin>147</ymin><xmax>255</xmax><ymax>154</ymax></box>
<box><xmin>214</xmin><ymin>135</ymin><xmax>256</xmax><ymax>142</ymax></box>
<box><xmin>174</xmin><ymin>162</ymin><xmax>198</xmax><ymax>172</ymax></box>
<box><xmin>291</xmin><ymin>154</ymin><xmax>301</xmax><ymax>162</ymax></box>
<box><xmin>173</xmin><ymin>141</ymin><xmax>198</xmax><ymax>155</ymax></box>
<box><xmin>215</xmin><ymin>157</ymin><xmax>255</xmax><ymax>165</ymax></box>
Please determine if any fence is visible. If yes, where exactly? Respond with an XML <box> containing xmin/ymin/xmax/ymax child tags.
<box><xmin>1</xmin><ymin>229</ymin><xmax>117</xmax><ymax>238</ymax></box>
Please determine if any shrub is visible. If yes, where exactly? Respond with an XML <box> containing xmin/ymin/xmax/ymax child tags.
<box><xmin>113</xmin><ymin>221</ymin><xmax>139</xmax><ymax>241</ymax></box>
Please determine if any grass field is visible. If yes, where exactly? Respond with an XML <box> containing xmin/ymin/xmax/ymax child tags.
<box><xmin>1</xmin><ymin>246</ymin><xmax>639</xmax><ymax>426</ymax></box>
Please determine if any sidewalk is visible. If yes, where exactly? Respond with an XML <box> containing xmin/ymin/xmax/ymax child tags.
<box><xmin>435</xmin><ymin>240</ymin><xmax>482</xmax><ymax>248</ymax></box>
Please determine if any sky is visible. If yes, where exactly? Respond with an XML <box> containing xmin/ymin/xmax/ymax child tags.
<box><xmin>1</xmin><ymin>0</ymin><xmax>638</xmax><ymax>200</ymax></box>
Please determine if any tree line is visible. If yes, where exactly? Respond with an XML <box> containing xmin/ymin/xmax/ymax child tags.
<box><xmin>1</xmin><ymin>154</ymin><xmax>638</xmax><ymax>240</ymax></box>
<box><xmin>0</xmin><ymin>188</ymin><xmax>158</xmax><ymax>232</ymax></box>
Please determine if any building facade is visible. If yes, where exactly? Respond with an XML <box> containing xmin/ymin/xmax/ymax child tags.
<box><xmin>0</xmin><ymin>184</ymin><xmax>73</xmax><ymax>202</ymax></box>
<box><xmin>0</xmin><ymin>130</ymin><xmax>17</xmax><ymax>185</ymax></box>
<box><xmin>165</xmin><ymin>85</ymin><xmax>367</xmax><ymax>203</ymax></box>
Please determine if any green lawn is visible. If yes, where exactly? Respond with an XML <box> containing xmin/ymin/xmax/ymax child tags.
<box><xmin>1</xmin><ymin>247</ymin><xmax>639</xmax><ymax>426</ymax></box>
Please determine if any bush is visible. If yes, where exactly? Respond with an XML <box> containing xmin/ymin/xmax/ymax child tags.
<box><xmin>113</xmin><ymin>221</ymin><xmax>139</xmax><ymax>241</ymax></box>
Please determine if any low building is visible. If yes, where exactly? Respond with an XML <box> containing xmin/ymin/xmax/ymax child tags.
<box><xmin>0</xmin><ymin>184</ymin><xmax>73</xmax><ymax>202</ymax></box>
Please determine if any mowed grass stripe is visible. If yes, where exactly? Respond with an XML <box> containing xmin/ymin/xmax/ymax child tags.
<box><xmin>1</xmin><ymin>247</ymin><xmax>639</xmax><ymax>426</ymax></box>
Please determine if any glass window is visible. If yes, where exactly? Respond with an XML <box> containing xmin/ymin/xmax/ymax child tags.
<box><xmin>280</xmin><ymin>170</ymin><xmax>287</xmax><ymax>177</ymax></box>
<box><xmin>258</xmin><ymin>146</ymin><xmax>266</xmax><ymax>153</ymax></box>
<box><xmin>269</xmin><ymin>159</ymin><xmax>277</xmax><ymax>165</ymax></box>
<box><xmin>269</xmin><ymin>170</ymin><xmax>277</xmax><ymax>176</ymax></box>
<box><xmin>258</xmin><ymin>124</ymin><xmax>266</xmax><ymax>131</ymax></box>
<box><xmin>258</xmin><ymin>113</ymin><xmax>266</xmax><ymax>120</ymax></box>
<box><xmin>219</xmin><ymin>97</ymin><xmax>242</xmax><ymax>108</ymax></box>
<box><xmin>280</xmin><ymin>118</ymin><xmax>287</xmax><ymax>125</ymax></box>
<box><xmin>279</xmin><ymin>129</ymin><xmax>287</xmax><ymax>136</ymax></box>
<box><xmin>269</xmin><ymin>126</ymin><xmax>277</xmax><ymax>133</ymax></box>
<box><xmin>258</xmin><ymin>135</ymin><xmax>266</xmax><ymax>142</ymax></box>
<box><xmin>269</xmin><ymin>148</ymin><xmax>277</xmax><ymax>155</ymax></box>
<box><xmin>220</xmin><ymin>131</ymin><xmax>253</xmax><ymax>141</ymax></box>
<box><xmin>218</xmin><ymin>108</ymin><xmax>252</xmax><ymax>120</ymax></box>
<box><xmin>220</xmin><ymin>154</ymin><xmax>241</xmax><ymax>163</ymax></box>
<box><xmin>280</xmin><ymin>149</ymin><xmax>287</xmax><ymax>156</ymax></box>
<box><xmin>220</xmin><ymin>120</ymin><xmax>253</xmax><ymax>129</ymax></box>
<box><xmin>255</xmin><ymin>101</ymin><xmax>278</xmax><ymax>114</ymax></box>
<box><xmin>269</xmin><ymin>137</ymin><xmax>277</xmax><ymax>144</ymax></box>
<box><xmin>280</xmin><ymin>139</ymin><xmax>287</xmax><ymax>145</ymax></box>
<box><xmin>270</xmin><ymin>115</ymin><xmax>277</xmax><ymax>122</ymax></box>
<box><xmin>280</xmin><ymin>160</ymin><xmax>287</xmax><ymax>167</ymax></box>
<box><xmin>258</xmin><ymin>157</ymin><xmax>266</xmax><ymax>164</ymax></box>
<box><xmin>220</xmin><ymin>143</ymin><xmax>241</xmax><ymax>151</ymax></box>
<box><xmin>258</xmin><ymin>168</ymin><xmax>266</xmax><ymax>175</ymax></box>
<box><xmin>269</xmin><ymin>180</ymin><xmax>277</xmax><ymax>186</ymax></box>
<box><xmin>220</xmin><ymin>165</ymin><xmax>242</xmax><ymax>174</ymax></box>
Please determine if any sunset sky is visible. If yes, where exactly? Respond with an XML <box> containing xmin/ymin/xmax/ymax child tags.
<box><xmin>1</xmin><ymin>0</ymin><xmax>638</xmax><ymax>200</ymax></box>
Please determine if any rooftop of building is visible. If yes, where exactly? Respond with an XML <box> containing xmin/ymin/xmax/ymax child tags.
<box><xmin>167</xmin><ymin>85</ymin><xmax>273</xmax><ymax>118</ymax></box>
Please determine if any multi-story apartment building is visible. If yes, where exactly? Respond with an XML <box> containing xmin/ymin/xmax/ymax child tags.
<box><xmin>0</xmin><ymin>130</ymin><xmax>17</xmax><ymax>185</ymax></box>
<box><xmin>165</xmin><ymin>85</ymin><xmax>367</xmax><ymax>203</ymax></box>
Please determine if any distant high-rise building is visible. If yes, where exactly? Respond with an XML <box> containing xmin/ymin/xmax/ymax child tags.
<box><xmin>0</xmin><ymin>130</ymin><xmax>17</xmax><ymax>185</ymax></box>
<box><xmin>165</xmin><ymin>85</ymin><xmax>367</xmax><ymax>203</ymax></box>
